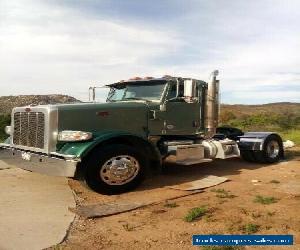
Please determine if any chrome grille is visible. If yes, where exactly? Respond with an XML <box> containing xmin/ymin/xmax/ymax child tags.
<box><xmin>13</xmin><ymin>112</ymin><xmax>45</xmax><ymax>149</ymax></box>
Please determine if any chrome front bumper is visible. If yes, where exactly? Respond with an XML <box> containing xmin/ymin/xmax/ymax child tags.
<box><xmin>0</xmin><ymin>144</ymin><xmax>80</xmax><ymax>177</ymax></box>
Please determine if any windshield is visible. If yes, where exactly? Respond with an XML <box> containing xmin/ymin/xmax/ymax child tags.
<box><xmin>107</xmin><ymin>81</ymin><xmax>166</xmax><ymax>102</ymax></box>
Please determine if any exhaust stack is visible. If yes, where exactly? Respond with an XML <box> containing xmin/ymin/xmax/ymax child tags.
<box><xmin>205</xmin><ymin>70</ymin><xmax>220</xmax><ymax>137</ymax></box>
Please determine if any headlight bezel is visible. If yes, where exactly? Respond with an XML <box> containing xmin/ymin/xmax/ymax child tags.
<box><xmin>57</xmin><ymin>130</ymin><xmax>93</xmax><ymax>142</ymax></box>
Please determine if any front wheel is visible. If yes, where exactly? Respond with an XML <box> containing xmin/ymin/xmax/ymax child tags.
<box><xmin>84</xmin><ymin>144</ymin><xmax>147</xmax><ymax>195</ymax></box>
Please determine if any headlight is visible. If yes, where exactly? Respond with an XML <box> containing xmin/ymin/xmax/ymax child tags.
<box><xmin>5</xmin><ymin>126</ymin><xmax>11</xmax><ymax>135</ymax></box>
<box><xmin>58</xmin><ymin>130</ymin><xmax>92</xmax><ymax>142</ymax></box>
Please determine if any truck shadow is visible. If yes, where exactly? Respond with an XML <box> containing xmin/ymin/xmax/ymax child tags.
<box><xmin>137</xmin><ymin>157</ymin><xmax>283</xmax><ymax>191</ymax></box>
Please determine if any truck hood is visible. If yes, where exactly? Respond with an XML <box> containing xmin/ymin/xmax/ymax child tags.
<box><xmin>54</xmin><ymin>101</ymin><xmax>157</xmax><ymax>137</ymax></box>
<box><xmin>55</xmin><ymin>101</ymin><xmax>154</xmax><ymax>111</ymax></box>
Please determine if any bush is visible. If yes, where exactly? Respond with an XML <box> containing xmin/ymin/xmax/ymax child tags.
<box><xmin>242</xmin><ymin>223</ymin><xmax>260</xmax><ymax>234</ymax></box>
<box><xmin>280</xmin><ymin>130</ymin><xmax>300</xmax><ymax>145</ymax></box>
<box><xmin>220</xmin><ymin>111</ymin><xmax>237</xmax><ymax>124</ymax></box>
<box><xmin>276</xmin><ymin>112</ymin><xmax>300</xmax><ymax>130</ymax></box>
<box><xmin>184</xmin><ymin>207</ymin><xmax>208</xmax><ymax>222</ymax></box>
<box><xmin>254</xmin><ymin>195</ymin><xmax>278</xmax><ymax>205</ymax></box>
<box><xmin>220</xmin><ymin>111</ymin><xmax>300</xmax><ymax>132</ymax></box>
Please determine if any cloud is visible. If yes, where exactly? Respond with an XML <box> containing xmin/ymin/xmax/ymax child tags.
<box><xmin>0</xmin><ymin>0</ymin><xmax>183</xmax><ymax>99</ymax></box>
<box><xmin>0</xmin><ymin>0</ymin><xmax>299</xmax><ymax>103</ymax></box>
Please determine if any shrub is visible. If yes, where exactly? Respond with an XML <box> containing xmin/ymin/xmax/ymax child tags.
<box><xmin>184</xmin><ymin>207</ymin><xmax>208</xmax><ymax>222</ymax></box>
<box><xmin>242</xmin><ymin>223</ymin><xmax>260</xmax><ymax>234</ymax></box>
<box><xmin>211</xmin><ymin>188</ymin><xmax>236</xmax><ymax>199</ymax></box>
<box><xmin>220</xmin><ymin>111</ymin><xmax>237</xmax><ymax>124</ymax></box>
<box><xmin>254</xmin><ymin>195</ymin><xmax>278</xmax><ymax>205</ymax></box>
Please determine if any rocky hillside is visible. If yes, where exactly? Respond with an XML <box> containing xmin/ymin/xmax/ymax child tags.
<box><xmin>0</xmin><ymin>95</ymin><xmax>80</xmax><ymax>114</ymax></box>
<box><xmin>221</xmin><ymin>102</ymin><xmax>300</xmax><ymax>118</ymax></box>
<box><xmin>220</xmin><ymin>102</ymin><xmax>300</xmax><ymax>132</ymax></box>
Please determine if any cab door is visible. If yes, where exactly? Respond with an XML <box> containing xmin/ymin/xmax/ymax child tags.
<box><xmin>148</xmin><ymin>80</ymin><xmax>203</xmax><ymax>136</ymax></box>
<box><xmin>164</xmin><ymin>100</ymin><xmax>200</xmax><ymax>135</ymax></box>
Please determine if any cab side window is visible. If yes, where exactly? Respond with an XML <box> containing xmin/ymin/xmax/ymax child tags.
<box><xmin>167</xmin><ymin>82</ymin><xmax>184</xmax><ymax>100</ymax></box>
<box><xmin>167</xmin><ymin>83</ymin><xmax>177</xmax><ymax>100</ymax></box>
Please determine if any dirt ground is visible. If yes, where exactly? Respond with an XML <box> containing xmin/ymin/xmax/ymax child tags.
<box><xmin>59</xmin><ymin>148</ymin><xmax>300</xmax><ymax>250</ymax></box>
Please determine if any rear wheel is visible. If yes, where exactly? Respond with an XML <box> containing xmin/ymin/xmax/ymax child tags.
<box><xmin>260</xmin><ymin>135</ymin><xmax>282</xmax><ymax>163</ymax></box>
<box><xmin>240</xmin><ymin>150</ymin><xmax>256</xmax><ymax>162</ymax></box>
<box><xmin>241</xmin><ymin>135</ymin><xmax>283</xmax><ymax>164</ymax></box>
<box><xmin>84</xmin><ymin>144</ymin><xmax>147</xmax><ymax>195</ymax></box>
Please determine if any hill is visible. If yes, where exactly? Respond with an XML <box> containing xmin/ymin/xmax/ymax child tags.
<box><xmin>220</xmin><ymin>102</ymin><xmax>300</xmax><ymax>144</ymax></box>
<box><xmin>0</xmin><ymin>95</ymin><xmax>80</xmax><ymax>141</ymax></box>
<box><xmin>0</xmin><ymin>95</ymin><xmax>80</xmax><ymax>115</ymax></box>
<box><xmin>220</xmin><ymin>102</ymin><xmax>300</xmax><ymax>129</ymax></box>
<box><xmin>221</xmin><ymin>102</ymin><xmax>300</xmax><ymax>119</ymax></box>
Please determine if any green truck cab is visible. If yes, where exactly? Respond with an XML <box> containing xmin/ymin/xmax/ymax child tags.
<box><xmin>0</xmin><ymin>71</ymin><xmax>284</xmax><ymax>194</ymax></box>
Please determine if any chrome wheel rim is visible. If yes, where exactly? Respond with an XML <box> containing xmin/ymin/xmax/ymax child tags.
<box><xmin>100</xmin><ymin>155</ymin><xmax>140</xmax><ymax>185</ymax></box>
<box><xmin>266</xmin><ymin>140</ymin><xmax>280</xmax><ymax>159</ymax></box>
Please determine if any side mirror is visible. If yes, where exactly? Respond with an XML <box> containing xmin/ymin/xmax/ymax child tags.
<box><xmin>184</xmin><ymin>79</ymin><xmax>197</xmax><ymax>98</ymax></box>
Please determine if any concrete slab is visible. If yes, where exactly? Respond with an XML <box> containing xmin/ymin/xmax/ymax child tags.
<box><xmin>0</xmin><ymin>159</ymin><xmax>12</xmax><ymax>170</ymax></box>
<box><xmin>0</xmin><ymin>162</ymin><xmax>75</xmax><ymax>250</ymax></box>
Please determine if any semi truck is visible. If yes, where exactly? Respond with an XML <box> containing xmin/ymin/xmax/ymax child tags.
<box><xmin>0</xmin><ymin>71</ymin><xmax>284</xmax><ymax>194</ymax></box>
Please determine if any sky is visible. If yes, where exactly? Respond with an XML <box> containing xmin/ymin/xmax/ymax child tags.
<box><xmin>0</xmin><ymin>0</ymin><xmax>300</xmax><ymax>104</ymax></box>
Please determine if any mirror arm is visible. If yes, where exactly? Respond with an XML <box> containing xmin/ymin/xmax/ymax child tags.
<box><xmin>176</xmin><ymin>78</ymin><xmax>180</xmax><ymax>98</ymax></box>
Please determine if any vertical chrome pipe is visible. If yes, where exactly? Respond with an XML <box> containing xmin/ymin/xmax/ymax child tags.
<box><xmin>88</xmin><ymin>87</ymin><xmax>96</xmax><ymax>102</ymax></box>
<box><xmin>205</xmin><ymin>70</ymin><xmax>220</xmax><ymax>138</ymax></box>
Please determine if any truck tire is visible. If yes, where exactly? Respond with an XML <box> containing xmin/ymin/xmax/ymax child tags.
<box><xmin>240</xmin><ymin>150</ymin><xmax>256</xmax><ymax>162</ymax></box>
<box><xmin>254</xmin><ymin>135</ymin><xmax>283</xmax><ymax>163</ymax></box>
<box><xmin>84</xmin><ymin>144</ymin><xmax>147</xmax><ymax>195</ymax></box>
